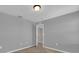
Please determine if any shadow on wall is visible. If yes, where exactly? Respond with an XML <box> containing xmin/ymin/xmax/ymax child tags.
<box><xmin>42</xmin><ymin>11</ymin><xmax>79</xmax><ymax>53</ymax></box>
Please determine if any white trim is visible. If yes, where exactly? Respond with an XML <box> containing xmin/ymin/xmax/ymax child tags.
<box><xmin>36</xmin><ymin>25</ymin><xmax>38</xmax><ymax>47</ymax></box>
<box><xmin>7</xmin><ymin>45</ymin><xmax>69</xmax><ymax>53</ymax></box>
<box><xmin>36</xmin><ymin>24</ymin><xmax>44</xmax><ymax>48</ymax></box>
<box><xmin>42</xmin><ymin>24</ymin><xmax>44</xmax><ymax>48</ymax></box>
<box><xmin>7</xmin><ymin>45</ymin><xmax>35</xmax><ymax>53</ymax></box>
<box><xmin>44</xmin><ymin>46</ymin><xmax>70</xmax><ymax>53</ymax></box>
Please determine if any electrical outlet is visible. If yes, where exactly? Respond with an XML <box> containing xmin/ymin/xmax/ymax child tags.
<box><xmin>0</xmin><ymin>46</ymin><xmax>2</xmax><ymax>49</ymax></box>
<box><xmin>56</xmin><ymin>43</ymin><xmax>58</xmax><ymax>46</ymax></box>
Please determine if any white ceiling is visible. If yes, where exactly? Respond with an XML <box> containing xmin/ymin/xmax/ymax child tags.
<box><xmin>0</xmin><ymin>5</ymin><xmax>79</xmax><ymax>22</ymax></box>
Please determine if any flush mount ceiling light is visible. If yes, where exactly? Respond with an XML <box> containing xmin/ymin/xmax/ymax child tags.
<box><xmin>33</xmin><ymin>5</ymin><xmax>41</xmax><ymax>11</ymax></box>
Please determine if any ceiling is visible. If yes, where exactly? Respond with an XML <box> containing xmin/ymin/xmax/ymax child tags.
<box><xmin>0</xmin><ymin>5</ymin><xmax>79</xmax><ymax>22</ymax></box>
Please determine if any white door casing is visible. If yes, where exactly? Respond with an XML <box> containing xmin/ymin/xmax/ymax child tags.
<box><xmin>36</xmin><ymin>24</ymin><xmax>44</xmax><ymax>47</ymax></box>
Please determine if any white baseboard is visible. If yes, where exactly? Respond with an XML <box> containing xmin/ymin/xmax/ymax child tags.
<box><xmin>7</xmin><ymin>45</ymin><xmax>69</xmax><ymax>53</ymax></box>
<box><xmin>7</xmin><ymin>44</ymin><xmax>35</xmax><ymax>53</ymax></box>
<box><xmin>44</xmin><ymin>46</ymin><xmax>69</xmax><ymax>53</ymax></box>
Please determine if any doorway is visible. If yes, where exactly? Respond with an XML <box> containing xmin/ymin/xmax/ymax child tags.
<box><xmin>36</xmin><ymin>24</ymin><xmax>44</xmax><ymax>48</ymax></box>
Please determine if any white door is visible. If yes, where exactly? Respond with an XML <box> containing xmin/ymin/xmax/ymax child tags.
<box><xmin>36</xmin><ymin>24</ymin><xmax>44</xmax><ymax>48</ymax></box>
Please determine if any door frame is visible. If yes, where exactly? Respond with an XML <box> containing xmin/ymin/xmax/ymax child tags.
<box><xmin>36</xmin><ymin>24</ymin><xmax>44</xmax><ymax>47</ymax></box>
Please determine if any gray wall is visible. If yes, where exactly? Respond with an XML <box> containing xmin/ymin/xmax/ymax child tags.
<box><xmin>0</xmin><ymin>12</ymin><xmax>35</xmax><ymax>52</ymax></box>
<box><xmin>42</xmin><ymin>11</ymin><xmax>79</xmax><ymax>53</ymax></box>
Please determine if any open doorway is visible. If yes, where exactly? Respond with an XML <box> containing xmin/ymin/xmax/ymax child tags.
<box><xmin>36</xmin><ymin>24</ymin><xmax>44</xmax><ymax>48</ymax></box>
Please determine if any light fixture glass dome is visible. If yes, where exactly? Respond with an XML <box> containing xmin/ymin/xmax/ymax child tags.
<box><xmin>33</xmin><ymin>5</ymin><xmax>41</xmax><ymax>11</ymax></box>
